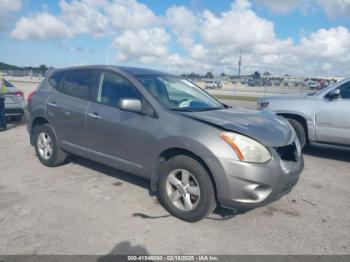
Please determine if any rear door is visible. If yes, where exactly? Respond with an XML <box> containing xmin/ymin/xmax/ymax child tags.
<box><xmin>316</xmin><ymin>81</ymin><xmax>350</xmax><ymax>145</ymax></box>
<box><xmin>85</xmin><ymin>70</ymin><xmax>154</xmax><ymax>176</ymax></box>
<box><xmin>46</xmin><ymin>69</ymin><xmax>96</xmax><ymax>154</ymax></box>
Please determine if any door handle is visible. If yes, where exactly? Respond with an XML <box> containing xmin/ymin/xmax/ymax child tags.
<box><xmin>88</xmin><ymin>112</ymin><xmax>101</xmax><ymax>119</ymax></box>
<box><xmin>47</xmin><ymin>102</ymin><xmax>58</xmax><ymax>108</ymax></box>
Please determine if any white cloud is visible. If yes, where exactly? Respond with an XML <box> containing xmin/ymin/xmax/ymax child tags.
<box><xmin>8</xmin><ymin>0</ymin><xmax>350</xmax><ymax>76</ymax></box>
<box><xmin>59</xmin><ymin>0</ymin><xmax>109</xmax><ymax>37</ymax></box>
<box><xmin>166</xmin><ymin>5</ymin><xmax>198</xmax><ymax>48</ymax></box>
<box><xmin>200</xmin><ymin>0</ymin><xmax>280</xmax><ymax>50</ymax></box>
<box><xmin>112</xmin><ymin>27</ymin><xmax>170</xmax><ymax>62</ymax></box>
<box><xmin>299</xmin><ymin>26</ymin><xmax>350</xmax><ymax>61</ymax></box>
<box><xmin>0</xmin><ymin>0</ymin><xmax>22</xmax><ymax>30</ymax></box>
<box><xmin>318</xmin><ymin>0</ymin><xmax>350</xmax><ymax>18</ymax></box>
<box><xmin>107</xmin><ymin>0</ymin><xmax>159</xmax><ymax>30</ymax></box>
<box><xmin>255</xmin><ymin>0</ymin><xmax>302</xmax><ymax>14</ymax></box>
<box><xmin>11</xmin><ymin>13</ymin><xmax>72</xmax><ymax>40</ymax></box>
<box><xmin>0</xmin><ymin>0</ymin><xmax>22</xmax><ymax>12</ymax></box>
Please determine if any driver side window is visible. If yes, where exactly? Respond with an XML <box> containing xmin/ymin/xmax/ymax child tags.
<box><xmin>339</xmin><ymin>81</ymin><xmax>350</xmax><ymax>99</ymax></box>
<box><xmin>95</xmin><ymin>71</ymin><xmax>142</xmax><ymax>107</ymax></box>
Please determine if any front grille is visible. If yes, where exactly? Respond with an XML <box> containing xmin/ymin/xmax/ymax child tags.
<box><xmin>275</xmin><ymin>142</ymin><xmax>298</xmax><ymax>162</ymax></box>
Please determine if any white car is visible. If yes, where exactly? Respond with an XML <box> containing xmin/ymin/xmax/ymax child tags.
<box><xmin>205</xmin><ymin>81</ymin><xmax>222</xmax><ymax>89</ymax></box>
<box><xmin>3</xmin><ymin>79</ymin><xmax>26</xmax><ymax>121</ymax></box>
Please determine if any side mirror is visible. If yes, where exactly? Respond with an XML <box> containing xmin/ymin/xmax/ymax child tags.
<box><xmin>328</xmin><ymin>88</ymin><xmax>341</xmax><ymax>100</ymax></box>
<box><xmin>119</xmin><ymin>98</ymin><xmax>142</xmax><ymax>113</ymax></box>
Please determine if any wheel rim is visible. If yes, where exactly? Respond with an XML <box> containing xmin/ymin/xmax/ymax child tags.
<box><xmin>37</xmin><ymin>132</ymin><xmax>53</xmax><ymax>160</ymax></box>
<box><xmin>165</xmin><ymin>169</ymin><xmax>200</xmax><ymax>211</ymax></box>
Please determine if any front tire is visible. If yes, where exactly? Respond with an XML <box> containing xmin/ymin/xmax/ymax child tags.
<box><xmin>33</xmin><ymin>124</ymin><xmax>67</xmax><ymax>167</ymax></box>
<box><xmin>287</xmin><ymin>118</ymin><xmax>307</xmax><ymax>149</ymax></box>
<box><xmin>158</xmin><ymin>155</ymin><xmax>216</xmax><ymax>222</ymax></box>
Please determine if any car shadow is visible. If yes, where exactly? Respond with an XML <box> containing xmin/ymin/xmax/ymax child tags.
<box><xmin>4</xmin><ymin>114</ymin><xmax>28</xmax><ymax>131</ymax></box>
<box><xmin>97</xmin><ymin>241</ymin><xmax>149</xmax><ymax>261</ymax></box>
<box><xmin>303</xmin><ymin>146</ymin><xmax>350</xmax><ymax>162</ymax></box>
<box><xmin>71</xmin><ymin>156</ymin><xmax>150</xmax><ymax>191</ymax></box>
<box><xmin>71</xmin><ymin>156</ymin><xmax>249</xmax><ymax>221</ymax></box>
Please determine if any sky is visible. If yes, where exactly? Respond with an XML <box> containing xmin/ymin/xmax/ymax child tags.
<box><xmin>0</xmin><ymin>0</ymin><xmax>350</xmax><ymax>77</ymax></box>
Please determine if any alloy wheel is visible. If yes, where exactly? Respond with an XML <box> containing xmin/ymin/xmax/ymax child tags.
<box><xmin>165</xmin><ymin>169</ymin><xmax>201</xmax><ymax>211</ymax></box>
<box><xmin>37</xmin><ymin>132</ymin><xmax>53</xmax><ymax>160</ymax></box>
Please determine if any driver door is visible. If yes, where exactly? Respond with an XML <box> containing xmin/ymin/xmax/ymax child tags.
<box><xmin>316</xmin><ymin>82</ymin><xmax>350</xmax><ymax>145</ymax></box>
<box><xmin>84</xmin><ymin>70</ymin><xmax>155</xmax><ymax>177</ymax></box>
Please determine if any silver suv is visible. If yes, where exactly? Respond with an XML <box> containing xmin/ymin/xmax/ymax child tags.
<box><xmin>258</xmin><ymin>78</ymin><xmax>350</xmax><ymax>149</ymax></box>
<box><xmin>28</xmin><ymin>65</ymin><xmax>303</xmax><ymax>222</ymax></box>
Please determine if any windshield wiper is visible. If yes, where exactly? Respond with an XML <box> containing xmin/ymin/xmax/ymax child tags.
<box><xmin>170</xmin><ymin>107</ymin><xmax>223</xmax><ymax>112</ymax></box>
<box><xmin>170</xmin><ymin>108</ymin><xmax>196</xmax><ymax>112</ymax></box>
<box><xmin>195</xmin><ymin>107</ymin><xmax>223</xmax><ymax>111</ymax></box>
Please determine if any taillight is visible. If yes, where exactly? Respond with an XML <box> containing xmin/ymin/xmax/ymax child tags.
<box><xmin>13</xmin><ymin>91</ymin><xmax>24</xmax><ymax>97</ymax></box>
<box><xmin>28</xmin><ymin>91</ymin><xmax>36</xmax><ymax>104</ymax></box>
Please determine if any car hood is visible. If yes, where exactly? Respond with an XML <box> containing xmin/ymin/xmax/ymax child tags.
<box><xmin>182</xmin><ymin>108</ymin><xmax>294</xmax><ymax>147</ymax></box>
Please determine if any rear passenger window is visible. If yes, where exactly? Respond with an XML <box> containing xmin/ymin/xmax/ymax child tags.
<box><xmin>61</xmin><ymin>70</ymin><xmax>95</xmax><ymax>100</ymax></box>
<box><xmin>95</xmin><ymin>71</ymin><xmax>141</xmax><ymax>107</ymax></box>
<box><xmin>48</xmin><ymin>71</ymin><xmax>65</xmax><ymax>89</ymax></box>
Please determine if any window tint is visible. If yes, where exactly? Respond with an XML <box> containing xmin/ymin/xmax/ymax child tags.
<box><xmin>339</xmin><ymin>81</ymin><xmax>350</xmax><ymax>99</ymax></box>
<box><xmin>61</xmin><ymin>70</ymin><xmax>95</xmax><ymax>100</ymax></box>
<box><xmin>48</xmin><ymin>71</ymin><xmax>65</xmax><ymax>89</ymax></box>
<box><xmin>96</xmin><ymin>71</ymin><xmax>141</xmax><ymax>107</ymax></box>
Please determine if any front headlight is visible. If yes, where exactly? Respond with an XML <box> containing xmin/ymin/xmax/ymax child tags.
<box><xmin>220</xmin><ymin>132</ymin><xmax>271</xmax><ymax>163</ymax></box>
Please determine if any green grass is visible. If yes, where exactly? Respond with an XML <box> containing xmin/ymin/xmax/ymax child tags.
<box><xmin>213</xmin><ymin>95</ymin><xmax>258</xmax><ymax>102</ymax></box>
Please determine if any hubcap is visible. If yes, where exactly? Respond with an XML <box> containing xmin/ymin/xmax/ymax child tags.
<box><xmin>37</xmin><ymin>132</ymin><xmax>53</xmax><ymax>160</ymax></box>
<box><xmin>165</xmin><ymin>169</ymin><xmax>200</xmax><ymax>211</ymax></box>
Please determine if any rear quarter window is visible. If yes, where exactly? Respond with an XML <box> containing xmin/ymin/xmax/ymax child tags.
<box><xmin>61</xmin><ymin>70</ymin><xmax>95</xmax><ymax>100</ymax></box>
<box><xmin>48</xmin><ymin>71</ymin><xmax>65</xmax><ymax>90</ymax></box>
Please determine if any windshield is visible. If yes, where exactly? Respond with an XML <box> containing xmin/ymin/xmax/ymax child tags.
<box><xmin>4</xmin><ymin>80</ymin><xmax>14</xmax><ymax>87</ymax></box>
<box><xmin>137</xmin><ymin>75</ymin><xmax>224</xmax><ymax>111</ymax></box>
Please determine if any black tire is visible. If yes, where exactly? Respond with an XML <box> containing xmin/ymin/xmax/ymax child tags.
<box><xmin>33</xmin><ymin>124</ymin><xmax>68</xmax><ymax>167</ymax></box>
<box><xmin>158</xmin><ymin>155</ymin><xmax>216</xmax><ymax>222</ymax></box>
<box><xmin>11</xmin><ymin>115</ymin><xmax>23</xmax><ymax>122</ymax></box>
<box><xmin>287</xmin><ymin>118</ymin><xmax>307</xmax><ymax>149</ymax></box>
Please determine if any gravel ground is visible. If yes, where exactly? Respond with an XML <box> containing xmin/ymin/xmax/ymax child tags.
<box><xmin>0</xmin><ymin>82</ymin><xmax>349</xmax><ymax>255</ymax></box>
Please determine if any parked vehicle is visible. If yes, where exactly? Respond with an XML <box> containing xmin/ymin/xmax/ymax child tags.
<box><xmin>28</xmin><ymin>66</ymin><xmax>303</xmax><ymax>222</ymax></box>
<box><xmin>2</xmin><ymin>79</ymin><xmax>25</xmax><ymax>121</ymax></box>
<box><xmin>205</xmin><ymin>80</ymin><xmax>222</xmax><ymax>89</ymax></box>
<box><xmin>257</xmin><ymin>78</ymin><xmax>350</xmax><ymax>150</ymax></box>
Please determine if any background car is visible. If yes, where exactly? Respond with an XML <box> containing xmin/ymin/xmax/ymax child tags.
<box><xmin>257</xmin><ymin>78</ymin><xmax>350</xmax><ymax>149</ymax></box>
<box><xmin>2</xmin><ymin>79</ymin><xmax>25</xmax><ymax>121</ymax></box>
<box><xmin>204</xmin><ymin>80</ymin><xmax>222</xmax><ymax>89</ymax></box>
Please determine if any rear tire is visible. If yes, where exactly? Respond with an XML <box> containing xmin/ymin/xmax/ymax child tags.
<box><xmin>33</xmin><ymin>124</ymin><xmax>67</xmax><ymax>167</ymax></box>
<box><xmin>287</xmin><ymin>118</ymin><xmax>307</xmax><ymax>149</ymax></box>
<box><xmin>158</xmin><ymin>155</ymin><xmax>216</xmax><ymax>222</ymax></box>
<box><xmin>11</xmin><ymin>115</ymin><xmax>23</xmax><ymax>122</ymax></box>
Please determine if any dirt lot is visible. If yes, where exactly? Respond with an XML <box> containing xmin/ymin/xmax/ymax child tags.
<box><xmin>0</xmin><ymin>82</ymin><xmax>349</xmax><ymax>255</ymax></box>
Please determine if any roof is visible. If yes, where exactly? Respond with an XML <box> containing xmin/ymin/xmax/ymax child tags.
<box><xmin>53</xmin><ymin>65</ymin><xmax>172</xmax><ymax>77</ymax></box>
<box><xmin>117</xmin><ymin>66</ymin><xmax>171</xmax><ymax>76</ymax></box>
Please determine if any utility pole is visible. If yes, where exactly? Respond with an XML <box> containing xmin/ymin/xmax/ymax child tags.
<box><xmin>238</xmin><ymin>50</ymin><xmax>242</xmax><ymax>78</ymax></box>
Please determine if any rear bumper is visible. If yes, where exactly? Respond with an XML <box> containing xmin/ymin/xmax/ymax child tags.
<box><xmin>5</xmin><ymin>100</ymin><xmax>26</xmax><ymax>116</ymax></box>
<box><xmin>5</xmin><ymin>108</ymin><xmax>25</xmax><ymax>116</ymax></box>
<box><xmin>208</xmin><ymin>148</ymin><xmax>304</xmax><ymax>209</ymax></box>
